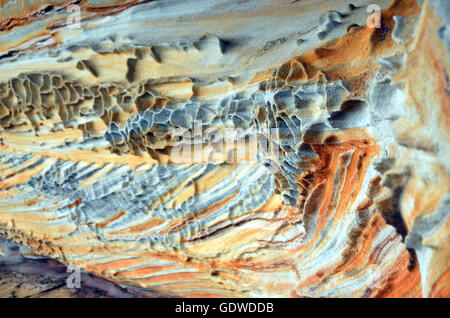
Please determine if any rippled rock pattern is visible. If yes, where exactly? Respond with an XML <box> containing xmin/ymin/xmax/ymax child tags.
<box><xmin>0</xmin><ymin>0</ymin><xmax>448</xmax><ymax>298</ymax></box>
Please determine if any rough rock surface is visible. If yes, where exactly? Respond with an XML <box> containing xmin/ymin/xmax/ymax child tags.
<box><xmin>0</xmin><ymin>0</ymin><xmax>448</xmax><ymax>297</ymax></box>
<box><xmin>0</xmin><ymin>238</ymin><xmax>164</xmax><ymax>297</ymax></box>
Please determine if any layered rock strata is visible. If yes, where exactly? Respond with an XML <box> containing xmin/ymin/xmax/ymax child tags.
<box><xmin>0</xmin><ymin>0</ymin><xmax>448</xmax><ymax>297</ymax></box>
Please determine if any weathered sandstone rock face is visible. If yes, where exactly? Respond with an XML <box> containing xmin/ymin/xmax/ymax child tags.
<box><xmin>0</xmin><ymin>0</ymin><xmax>448</xmax><ymax>297</ymax></box>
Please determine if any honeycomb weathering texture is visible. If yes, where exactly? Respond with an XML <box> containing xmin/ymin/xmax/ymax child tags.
<box><xmin>0</xmin><ymin>0</ymin><xmax>448</xmax><ymax>298</ymax></box>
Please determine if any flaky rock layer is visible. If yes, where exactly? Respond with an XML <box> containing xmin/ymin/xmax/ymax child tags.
<box><xmin>0</xmin><ymin>0</ymin><xmax>448</xmax><ymax>297</ymax></box>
